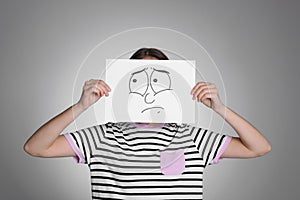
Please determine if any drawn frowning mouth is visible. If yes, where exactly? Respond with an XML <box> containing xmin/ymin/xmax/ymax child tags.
<box><xmin>141</xmin><ymin>106</ymin><xmax>164</xmax><ymax>113</ymax></box>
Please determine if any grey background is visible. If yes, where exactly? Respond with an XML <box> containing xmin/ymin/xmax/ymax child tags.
<box><xmin>0</xmin><ymin>0</ymin><xmax>299</xmax><ymax>199</ymax></box>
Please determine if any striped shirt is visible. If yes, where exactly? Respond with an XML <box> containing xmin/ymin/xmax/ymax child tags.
<box><xmin>64</xmin><ymin>122</ymin><xmax>231</xmax><ymax>200</ymax></box>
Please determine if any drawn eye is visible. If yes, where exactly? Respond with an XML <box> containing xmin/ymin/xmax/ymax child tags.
<box><xmin>129</xmin><ymin>70</ymin><xmax>148</xmax><ymax>96</ymax></box>
<box><xmin>150</xmin><ymin>70</ymin><xmax>171</xmax><ymax>94</ymax></box>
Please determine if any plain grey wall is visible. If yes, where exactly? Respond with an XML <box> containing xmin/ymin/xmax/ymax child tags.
<box><xmin>1</xmin><ymin>0</ymin><xmax>299</xmax><ymax>199</ymax></box>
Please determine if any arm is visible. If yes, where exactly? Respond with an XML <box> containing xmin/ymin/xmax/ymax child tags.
<box><xmin>191</xmin><ymin>82</ymin><xmax>271</xmax><ymax>159</ymax></box>
<box><xmin>24</xmin><ymin>79</ymin><xmax>111</xmax><ymax>158</ymax></box>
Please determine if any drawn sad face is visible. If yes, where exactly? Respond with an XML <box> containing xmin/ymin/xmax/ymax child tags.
<box><xmin>127</xmin><ymin>66</ymin><xmax>182</xmax><ymax>123</ymax></box>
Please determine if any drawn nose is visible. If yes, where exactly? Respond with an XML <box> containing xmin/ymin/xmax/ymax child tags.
<box><xmin>144</xmin><ymin>92</ymin><xmax>155</xmax><ymax>104</ymax></box>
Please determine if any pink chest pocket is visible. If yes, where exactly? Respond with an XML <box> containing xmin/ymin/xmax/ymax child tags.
<box><xmin>160</xmin><ymin>149</ymin><xmax>185</xmax><ymax>175</ymax></box>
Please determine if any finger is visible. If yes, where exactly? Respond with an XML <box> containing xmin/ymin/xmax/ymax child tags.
<box><xmin>103</xmin><ymin>82</ymin><xmax>112</xmax><ymax>92</ymax></box>
<box><xmin>200</xmin><ymin>92</ymin><xmax>216</xmax><ymax>103</ymax></box>
<box><xmin>84</xmin><ymin>80</ymin><xmax>97</xmax><ymax>89</ymax></box>
<box><xmin>197</xmin><ymin>87</ymin><xmax>217</xmax><ymax>98</ymax></box>
<box><xmin>97</xmin><ymin>80</ymin><xmax>111</xmax><ymax>92</ymax></box>
<box><xmin>191</xmin><ymin>82</ymin><xmax>209</xmax><ymax>95</ymax></box>
<box><xmin>86</xmin><ymin>80</ymin><xmax>111</xmax><ymax>95</ymax></box>
<box><xmin>192</xmin><ymin>83</ymin><xmax>207</xmax><ymax>99</ymax></box>
<box><xmin>87</xmin><ymin>79</ymin><xmax>97</xmax><ymax>85</ymax></box>
<box><xmin>191</xmin><ymin>82</ymin><xmax>215</xmax><ymax>97</ymax></box>
<box><xmin>87</xmin><ymin>79</ymin><xmax>106</xmax><ymax>86</ymax></box>
<box><xmin>193</xmin><ymin>84</ymin><xmax>216</xmax><ymax>100</ymax></box>
<box><xmin>86</xmin><ymin>85</ymin><xmax>102</xmax><ymax>97</ymax></box>
<box><xmin>89</xmin><ymin>86</ymin><xmax>101</xmax><ymax>96</ymax></box>
<box><xmin>197</xmin><ymin>88</ymin><xmax>217</xmax><ymax>102</ymax></box>
<box><xmin>197</xmin><ymin>89</ymin><xmax>206</xmax><ymax>102</ymax></box>
<box><xmin>96</xmin><ymin>83</ymin><xmax>110</xmax><ymax>96</ymax></box>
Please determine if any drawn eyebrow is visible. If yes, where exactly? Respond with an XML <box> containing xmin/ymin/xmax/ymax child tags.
<box><xmin>131</xmin><ymin>68</ymin><xmax>147</xmax><ymax>76</ymax></box>
<box><xmin>153</xmin><ymin>68</ymin><xmax>170</xmax><ymax>74</ymax></box>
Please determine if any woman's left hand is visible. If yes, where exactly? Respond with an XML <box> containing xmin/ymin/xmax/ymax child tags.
<box><xmin>191</xmin><ymin>82</ymin><xmax>225</xmax><ymax>112</ymax></box>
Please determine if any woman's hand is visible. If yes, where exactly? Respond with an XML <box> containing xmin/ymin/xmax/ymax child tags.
<box><xmin>191</xmin><ymin>82</ymin><xmax>271</xmax><ymax>159</ymax></box>
<box><xmin>191</xmin><ymin>82</ymin><xmax>224</xmax><ymax>113</ymax></box>
<box><xmin>24</xmin><ymin>79</ymin><xmax>111</xmax><ymax>158</ymax></box>
<box><xmin>77</xmin><ymin>79</ymin><xmax>111</xmax><ymax>110</ymax></box>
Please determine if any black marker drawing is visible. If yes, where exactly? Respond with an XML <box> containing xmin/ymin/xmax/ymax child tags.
<box><xmin>129</xmin><ymin>66</ymin><xmax>172</xmax><ymax>114</ymax></box>
<box><xmin>104</xmin><ymin>59</ymin><xmax>195</xmax><ymax>123</ymax></box>
<box><xmin>141</xmin><ymin>106</ymin><xmax>164</xmax><ymax>113</ymax></box>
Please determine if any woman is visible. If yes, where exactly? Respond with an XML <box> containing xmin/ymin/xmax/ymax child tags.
<box><xmin>24</xmin><ymin>48</ymin><xmax>271</xmax><ymax>199</ymax></box>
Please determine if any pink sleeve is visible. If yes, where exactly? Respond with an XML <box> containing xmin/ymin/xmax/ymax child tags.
<box><xmin>64</xmin><ymin>134</ymin><xmax>85</xmax><ymax>164</ymax></box>
<box><xmin>212</xmin><ymin>136</ymin><xmax>232</xmax><ymax>164</ymax></box>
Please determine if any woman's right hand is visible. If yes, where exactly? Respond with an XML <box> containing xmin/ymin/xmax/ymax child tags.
<box><xmin>24</xmin><ymin>79</ymin><xmax>111</xmax><ymax>158</ymax></box>
<box><xmin>77</xmin><ymin>79</ymin><xmax>111</xmax><ymax>110</ymax></box>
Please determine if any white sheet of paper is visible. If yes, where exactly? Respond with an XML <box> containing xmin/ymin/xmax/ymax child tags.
<box><xmin>103</xmin><ymin>59</ymin><xmax>196</xmax><ymax>123</ymax></box>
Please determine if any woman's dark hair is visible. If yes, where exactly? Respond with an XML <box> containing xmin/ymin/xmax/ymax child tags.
<box><xmin>130</xmin><ymin>48</ymin><xmax>169</xmax><ymax>60</ymax></box>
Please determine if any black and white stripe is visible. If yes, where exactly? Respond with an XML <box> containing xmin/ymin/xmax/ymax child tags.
<box><xmin>65</xmin><ymin>122</ymin><xmax>229</xmax><ymax>200</ymax></box>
